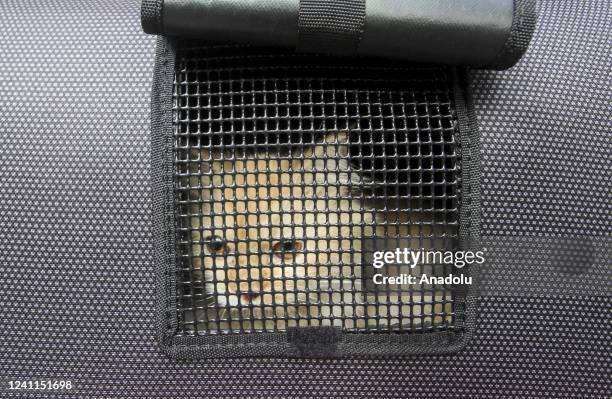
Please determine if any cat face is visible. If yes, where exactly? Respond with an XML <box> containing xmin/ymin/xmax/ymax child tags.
<box><xmin>188</xmin><ymin>133</ymin><xmax>372</xmax><ymax>319</ymax></box>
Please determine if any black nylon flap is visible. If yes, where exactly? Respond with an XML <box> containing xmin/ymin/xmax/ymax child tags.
<box><xmin>141</xmin><ymin>0</ymin><xmax>537</xmax><ymax>70</ymax></box>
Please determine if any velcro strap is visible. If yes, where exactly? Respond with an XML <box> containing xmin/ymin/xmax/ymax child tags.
<box><xmin>297</xmin><ymin>0</ymin><xmax>366</xmax><ymax>56</ymax></box>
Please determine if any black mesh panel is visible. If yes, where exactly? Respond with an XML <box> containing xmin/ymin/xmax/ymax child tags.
<box><xmin>172</xmin><ymin>44</ymin><xmax>462</xmax><ymax>338</ymax></box>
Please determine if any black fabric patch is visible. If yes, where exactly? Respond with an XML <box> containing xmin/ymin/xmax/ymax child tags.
<box><xmin>287</xmin><ymin>327</ymin><xmax>343</xmax><ymax>358</ymax></box>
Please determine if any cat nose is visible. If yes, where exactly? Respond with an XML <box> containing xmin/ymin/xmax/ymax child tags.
<box><xmin>241</xmin><ymin>292</ymin><xmax>260</xmax><ymax>302</ymax></box>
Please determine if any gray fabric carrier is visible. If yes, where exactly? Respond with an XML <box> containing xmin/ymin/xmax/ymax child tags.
<box><xmin>0</xmin><ymin>0</ymin><xmax>610</xmax><ymax>397</ymax></box>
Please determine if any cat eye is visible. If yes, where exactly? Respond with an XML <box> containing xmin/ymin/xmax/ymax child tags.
<box><xmin>204</xmin><ymin>235</ymin><xmax>227</xmax><ymax>254</ymax></box>
<box><xmin>272</xmin><ymin>239</ymin><xmax>303</xmax><ymax>259</ymax></box>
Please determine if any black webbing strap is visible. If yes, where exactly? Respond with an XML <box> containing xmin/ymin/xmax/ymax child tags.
<box><xmin>297</xmin><ymin>0</ymin><xmax>366</xmax><ymax>56</ymax></box>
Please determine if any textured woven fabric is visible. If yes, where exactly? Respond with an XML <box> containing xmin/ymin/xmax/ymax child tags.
<box><xmin>0</xmin><ymin>0</ymin><xmax>610</xmax><ymax>398</ymax></box>
<box><xmin>473</xmin><ymin>2</ymin><xmax>611</xmax><ymax>237</ymax></box>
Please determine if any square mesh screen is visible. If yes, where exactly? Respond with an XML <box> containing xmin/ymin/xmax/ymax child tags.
<box><xmin>173</xmin><ymin>44</ymin><xmax>461</xmax><ymax>336</ymax></box>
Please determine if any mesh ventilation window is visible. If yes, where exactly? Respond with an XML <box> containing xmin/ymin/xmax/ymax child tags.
<box><xmin>173</xmin><ymin>44</ymin><xmax>462</xmax><ymax>336</ymax></box>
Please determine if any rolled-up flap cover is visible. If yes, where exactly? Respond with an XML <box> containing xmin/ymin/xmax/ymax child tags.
<box><xmin>142</xmin><ymin>0</ymin><xmax>536</xmax><ymax>70</ymax></box>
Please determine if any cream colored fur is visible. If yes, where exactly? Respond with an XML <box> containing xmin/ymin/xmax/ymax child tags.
<box><xmin>183</xmin><ymin>132</ymin><xmax>453</xmax><ymax>332</ymax></box>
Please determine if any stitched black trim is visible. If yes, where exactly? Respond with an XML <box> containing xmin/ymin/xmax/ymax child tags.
<box><xmin>151</xmin><ymin>36</ymin><xmax>177</xmax><ymax>356</ymax></box>
<box><xmin>452</xmin><ymin>67</ymin><xmax>481</xmax><ymax>350</ymax></box>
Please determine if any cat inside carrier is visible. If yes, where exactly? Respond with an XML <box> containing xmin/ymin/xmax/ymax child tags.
<box><xmin>172</xmin><ymin>44</ymin><xmax>462</xmax><ymax>336</ymax></box>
